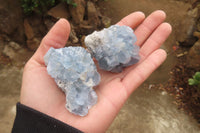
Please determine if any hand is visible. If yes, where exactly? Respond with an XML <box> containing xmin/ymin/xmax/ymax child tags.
<box><xmin>20</xmin><ymin>10</ymin><xmax>172</xmax><ymax>133</ymax></box>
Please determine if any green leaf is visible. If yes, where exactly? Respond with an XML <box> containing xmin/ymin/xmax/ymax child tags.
<box><xmin>194</xmin><ymin>72</ymin><xmax>200</xmax><ymax>81</ymax></box>
<box><xmin>72</xmin><ymin>3</ymin><xmax>77</xmax><ymax>7</ymax></box>
<box><xmin>188</xmin><ymin>78</ymin><xmax>196</xmax><ymax>85</ymax></box>
<box><xmin>21</xmin><ymin>0</ymin><xmax>57</xmax><ymax>15</ymax></box>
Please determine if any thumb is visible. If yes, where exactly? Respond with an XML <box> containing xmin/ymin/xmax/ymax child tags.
<box><xmin>32</xmin><ymin>18</ymin><xmax>71</xmax><ymax>65</ymax></box>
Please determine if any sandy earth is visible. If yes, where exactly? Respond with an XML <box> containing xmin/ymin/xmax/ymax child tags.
<box><xmin>0</xmin><ymin>0</ymin><xmax>200</xmax><ymax>133</ymax></box>
<box><xmin>0</xmin><ymin>66</ymin><xmax>23</xmax><ymax>133</ymax></box>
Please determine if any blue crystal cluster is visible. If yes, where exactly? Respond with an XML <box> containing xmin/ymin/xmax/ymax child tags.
<box><xmin>44</xmin><ymin>25</ymin><xmax>140</xmax><ymax>116</ymax></box>
<box><xmin>44</xmin><ymin>47</ymin><xmax>100</xmax><ymax>116</ymax></box>
<box><xmin>85</xmin><ymin>25</ymin><xmax>140</xmax><ymax>72</ymax></box>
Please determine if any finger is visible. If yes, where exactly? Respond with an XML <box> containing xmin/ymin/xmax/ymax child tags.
<box><xmin>117</xmin><ymin>11</ymin><xmax>145</xmax><ymax>29</ymax></box>
<box><xmin>135</xmin><ymin>10</ymin><xmax>166</xmax><ymax>47</ymax></box>
<box><xmin>140</xmin><ymin>22</ymin><xmax>172</xmax><ymax>58</ymax></box>
<box><xmin>122</xmin><ymin>49</ymin><xmax>167</xmax><ymax>94</ymax></box>
<box><xmin>32</xmin><ymin>19</ymin><xmax>71</xmax><ymax>65</ymax></box>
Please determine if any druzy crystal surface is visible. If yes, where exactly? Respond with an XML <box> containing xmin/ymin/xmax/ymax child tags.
<box><xmin>85</xmin><ymin>25</ymin><xmax>140</xmax><ymax>73</ymax></box>
<box><xmin>44</xmin><ymin>47</ymin><xmax>100</xmax><ymax>116</ymax></box>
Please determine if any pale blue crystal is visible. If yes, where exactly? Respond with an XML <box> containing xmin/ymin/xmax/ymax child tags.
<box><xmin>85</xmin><ymin>25</ymin><xmax>140</xmax><ymax>73</ymax></box>
<box><xmin>44</xmin><ymin>47</ymin><xmax>100</xmax><ymax>116</ymax></box>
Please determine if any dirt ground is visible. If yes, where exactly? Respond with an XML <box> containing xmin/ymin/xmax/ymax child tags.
<box><xmin>166</xmin><ymin>54</ymin><xmax>200</xmax><ymax>124</ymax></box>
<box><xmin>0</xmin><ymin>0</ymin><xmax>200</xmax><ymax>133</ymax></box>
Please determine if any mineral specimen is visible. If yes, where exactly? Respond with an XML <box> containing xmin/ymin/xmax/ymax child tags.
<box><xmin>85</xmin><ymin>25</ymin><xmax>140</xmax><ymax>73</ymax></box>
<box><xmin>44</xmin><ymin>47</ymin><xmax>100</xmax><ymax>116</ymax></box>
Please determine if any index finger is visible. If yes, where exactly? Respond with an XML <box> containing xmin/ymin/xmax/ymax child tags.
<box><xmin>117</xmin><ymin>11</ymin><xmax>145</xmax><ymax>29</ymax></box>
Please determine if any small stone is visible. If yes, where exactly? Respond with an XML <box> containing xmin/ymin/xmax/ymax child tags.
<box><xmin>0</xmin><ymin>1</ymin><xmax>25</xmax><ymax>44</ymax></box>
<box><xmin>179</xmin><ymin>87</ymin><xmax>183</xmax><ymax>91</ymax></box>
<box><xmin>101</xmin><ymin>16</ymin><xmax>111</xmax><ymax>28</ymax></box>
<box><xmin>9</xmin><ymin>41</ymin><xmax>21</xmax><ymax>50</ymax></box>
<box><xmin>85</xmin><ymin>25</ymin><xmax>140</xmax><ymax>73</ymax></box>
<box><xmin>80</xmin><ymin>35</ymin><xmax>86</xmax><ymax>48</ymax></box>
<box><xmin>79</xmin><ymin>21</ymin><xmax>95</xmax><ymax>34</ymax></box>
<box><xmin>69</xmin><ymin>24</ymin><xmax>79</xmax><ymax>44</ymax></box>
<box><xmin>193</xmin><ymin>31</ymin><xmax>200</xmax><ymax>39</ymax></box>
<box><xmin>3</xmin><ymin>45</ymin><xmax>16</xmax><ymax>60</ymax></box>
<box><xmin>44</xmin><ymin>47</ymin><xmax>100</xmax><ymax>116</ymax></box>
<box><xmin>69</xmin><ymin>0</ymin><xmax>86</xmax><ymax>24</ymax></box>
<box><xmin>44</xmin><ymin>18</ymin><xmax>56</xmax><ymax>31</ymax></box>
<box><xmin>24</xmin><ymin>19</ymin><xmax>34</xmax><ymax>40</ymax></box>
<box><xmin>161</xmin><ymin>91</ymin><xmax>167</xmax><ymax>95</ymax></box>
<box><xmin>187</xmin><ymin>40</ymin><xmax>200</xmax><ymax>68</ymax></box>
<box><xmin>47</xmin><ymin>3</ymin><xmax>70</xmax><ymax>19</ymax></box>
<box><xmin>26</xmin><ymin>14</ymin><xmax>47</xmax><ymax>40</ymax></box>
<box><xmin>177</xmin><ymin>8</ymin><xmax>198</xmax><ymax>46</ymax></box>
<box><xmin>87</xmin><ymin>1</ymin><xmax>100</xmax><ymax>27</ymax></box>
<box><xmin>27</xmin><ymin>38</ymin><xmax>40</xmax><ymax>51</ymax></box>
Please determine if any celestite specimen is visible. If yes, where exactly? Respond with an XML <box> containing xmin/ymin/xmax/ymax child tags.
<box><xmin>44</xmin><ymin>25</ymin><xmax>140</xmax><ymax>116</ymax></box>
<box><xmin>85</xmin><ymin>25</ymin><xmax>140</xmax><ymax>72</ymax></box>
<box><xmin>44</xmin><ymin>47</ymin><xmax>100</xmax><ymax>116</ymax></box>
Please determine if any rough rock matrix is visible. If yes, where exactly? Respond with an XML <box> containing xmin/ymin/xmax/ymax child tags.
<box><xmin>44</xmin><ymin>47</ymin><xmax>100</xmax><ymax>116</ymax></box>
<box><xmin>85</xmin><ymin>25</ymin><xmax>140</xmax><ymax>72</ymax></box>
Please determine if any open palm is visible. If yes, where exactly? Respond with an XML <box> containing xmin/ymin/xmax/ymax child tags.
<box><xmin>20</xmin><ymin>10</ymin><xmax>172</xmax><ymax>133</ymax></box>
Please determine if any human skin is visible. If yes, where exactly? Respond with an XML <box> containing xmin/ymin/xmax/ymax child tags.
<box><xmin>20</xmin><ymin>10</ymin><xmax>172</xmax><ymax>133</ymax></box>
